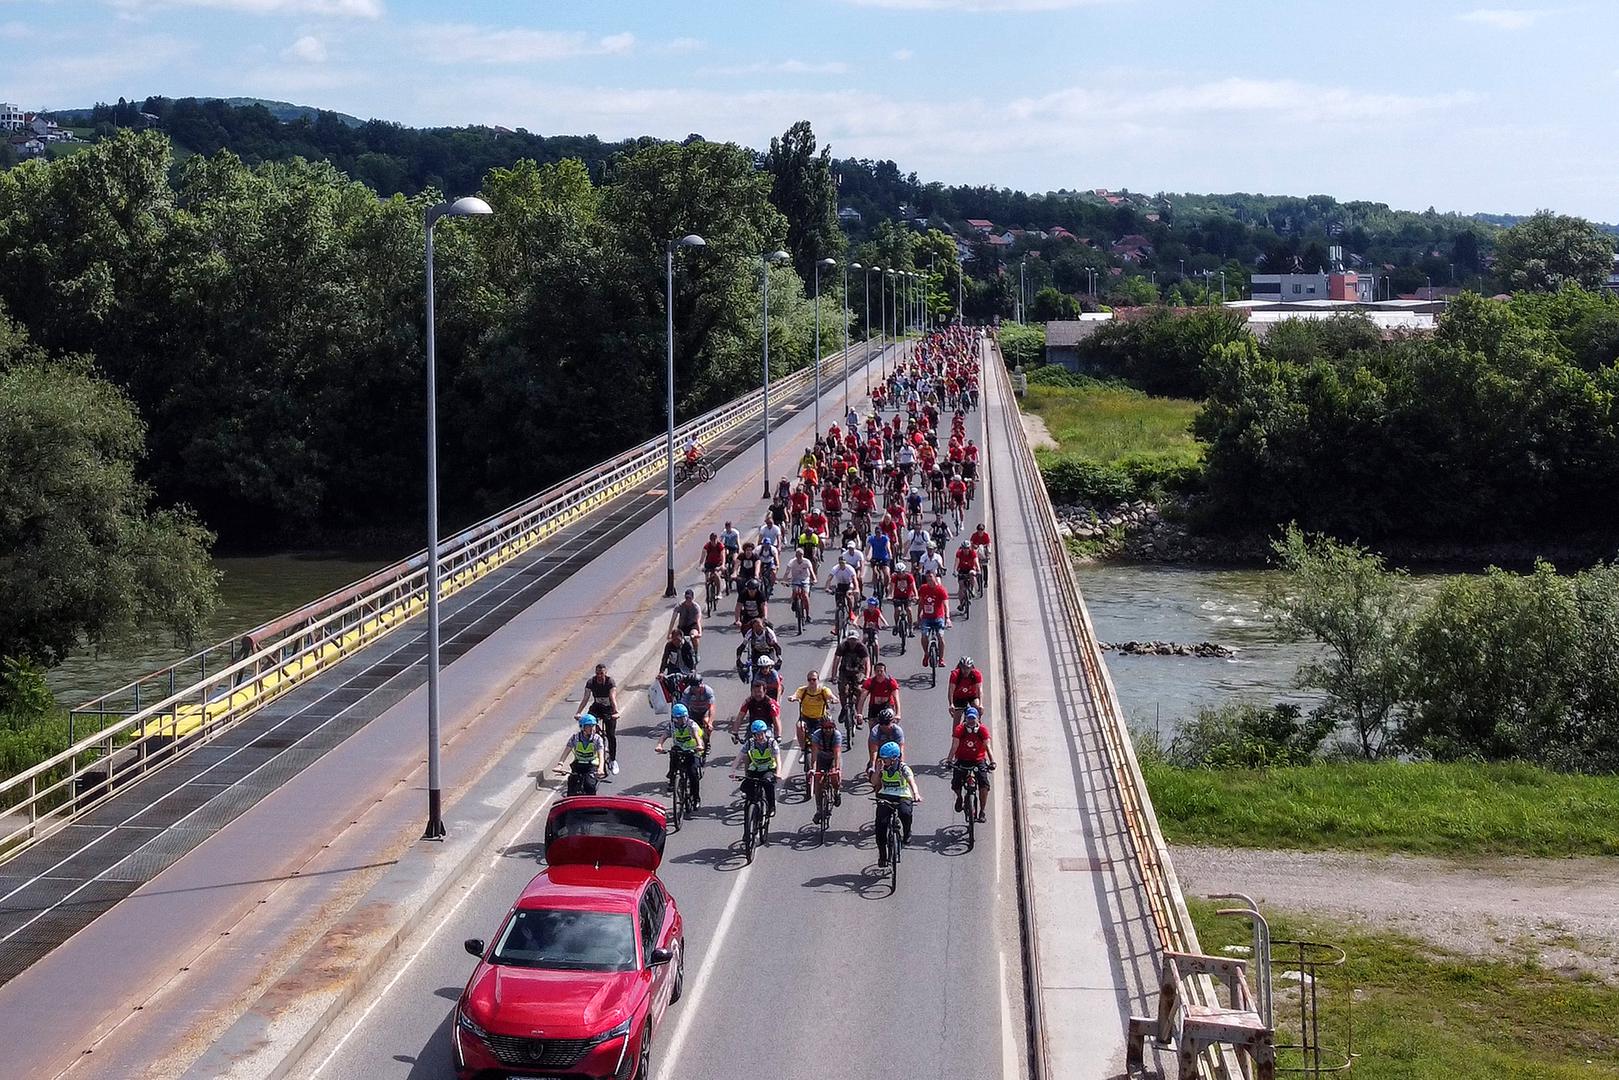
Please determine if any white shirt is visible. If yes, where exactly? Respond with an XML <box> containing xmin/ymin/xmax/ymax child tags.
<box><xmin>919</xmin><ymin>551</ymin><xmax>945</xmax><ymax>577</ymax></box>
<box><xmin>827</xmin><ymin>564</ymin><xmax>858</xmax><ymax>589</ymax></box>
<box><xmin>841</xmin><ymin>548</ymin><xmax>866</xmax><ymax>572</ymax></box>
<box><xmin>896</xmin><ymin>445</ymin><xmax>915</xmax><ymax>465</ymax></box>
<box><xmin>785</xmin><ymin>557</ymin><xmax>816</xmax><ymax>586</ymax></box>
<box><xmin>906</xmin><ymin>529</ymin><xmax>930</xmax><ymax>555</ymax></box>
<box><xmin>759</xmin><ymin>523</ymin><xmax>782</xmax><ymax>549</ymax></box>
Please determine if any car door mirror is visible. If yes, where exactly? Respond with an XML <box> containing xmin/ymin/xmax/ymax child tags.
<box><xmin>648</xmin><ymin>947</ymin><xmax>673</xmax><ymax>967</ymax></box>
<box><xmin>464</xmin><ymin>938</ymin><xmax>485</xmax><ymax>958</ymax></box>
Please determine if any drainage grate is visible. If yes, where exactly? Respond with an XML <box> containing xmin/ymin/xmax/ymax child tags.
<box><xmin>101</xmin><ymin>828</ymin><xmax>216</xmax><ymax>883</ymax></box>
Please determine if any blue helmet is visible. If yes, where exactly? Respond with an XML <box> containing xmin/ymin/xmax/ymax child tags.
<box><xmin>670</xmin><ymin>703</ymin><xmax>688</xmax><ymax>720</ymax></box>
<box><xmin>878</xmin><ymin>741</ymin><xmax>901</xmax><ymax>760</ymax></box>
<box><xmin>578</xmin><ymin>713</ymin><xmax>597</xmax><ymax>728</ymax></box>
<box><xmin>964</xmin><ymin>706</ymin><xmax>980</xmax><ymax>721</ymax></box>
<box><xmin>749</xmin><ymin>719</ymin><xmax>769</xmax><ymax>735</ymax></box>
<box><xmin>866</xmin><ymin>596</ymin><xmax>880</xmax><ymax>607</ymax></box>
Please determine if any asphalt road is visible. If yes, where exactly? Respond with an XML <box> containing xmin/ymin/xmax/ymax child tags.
<box><xmin>297</xmin><ymin>348</ymin><xmax>1029</xmax><ymax>1080</ymax></box>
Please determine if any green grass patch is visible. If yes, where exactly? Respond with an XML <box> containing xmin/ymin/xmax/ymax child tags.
<box><xmin>1186</xmin><ymin>898</ymin><xmax>1619</xmax><ymax>1078</ymax></box>
<box><xmin>1023</xmin><ymin>381</ymin><xmax>1203</xmax><ymax>503</ymax></box>
<box><xmin>1146</xmin><ymin>760</ymin><xmax>1619</xmax><ymax>857</ymax></box>
<box><xmin>1024</xmin><ymin>381</ymin><xmax>1201</xmax><ymax>467</ymax></box>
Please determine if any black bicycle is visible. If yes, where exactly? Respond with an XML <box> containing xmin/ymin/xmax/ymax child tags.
<box><xmin>674</xmin><ymin>459</ymin><xmax>714</xmax><ymax>484</ymax></box>
<box><xmin>565</xmin><ymin>762</ymin><xmax>600</xmax><ymax>797</ymax></box>
<box><xmin>790</xmin><ymin>584</ymin><xmax>810</xmax><ymax>634</ymax></box>
<box><xmin>813</xmin><ymin>770</ymin><xmax>835</xmax><ymax>845</ymax></box>
<box><xmin>956</xmin><ymin>569</ymin><xmax>976</xmax><ymax>619</ymax></box>
<box><xmin>949</xmin><ymin>760</ymin><xmax>994</xmax><ymax>849</ymax></box>
<box><xmin>704</xmin><ymin>569</ymin><xmax>721</xmax><ymax>618</ymax></box>
<box><xmin>875</xmin><ymin>795</ymin><xmax>905</xmax><ymax>892</ymax></box>
<box><xmin>735</xmin><ymin>773</ymin><xmax>772</xmax><ymax>861</ymax></box>
<box><xmin>663</xmin><ymin>748</ymin><xmax>698</xmax><ymax>830</ymax></box>
<box><xmin>893</xmin><ymin>602</ymin><xmax>912</xmax><ymax>654</ymax></box>
<box><xmin>838</xmin><ymin>673</ymin><xmax>861</xmax><ymax>750</ymax></box>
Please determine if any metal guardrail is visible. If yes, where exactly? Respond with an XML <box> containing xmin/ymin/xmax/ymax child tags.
<box><xmin>0</xmin><ymin>344</ymin><xmax>875</xmax><ymax>857</ymax></box>
<box><xmin>986</xmin><ymin>339</ymin><xmax>1238</xmax><ymax>1080</ymax></box>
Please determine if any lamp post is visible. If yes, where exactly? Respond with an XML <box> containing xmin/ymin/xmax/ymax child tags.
<box><xmin>421</xmin><ymin>194</ymin><xmax>493</xmax><ymax>841</ymax></box>
<box><xmin>1017</xmin><ymin>261</ymin><xmax>1025</xmax><ymax>323</ymax></box>
<box><xmin>854</xmin><ymin>262</ymin><xmax>870</xmax><ymax>398</ymax></box>
<box><xmin>841</xmin><ymin>257</ymin><xmax>851</xmax><ymax>418</ymax></box>
<box><xmin>813</xmin><ymin>257</ymin><xmax>836</xmax><ymax>432</ymax></box>
<box><xmin>877</xmin><ymin>267</ymin><xmax>888</xmax><ymax>380</ymax></box>
<box><xmin>665</xmin><ymin>233</ymin><xmax>706</xmax><ymax>598</ymax></box>
<box><xmin>759</xmin><ymin>249</ymin><xmax>790</xmax><ymax>498</ymax></box>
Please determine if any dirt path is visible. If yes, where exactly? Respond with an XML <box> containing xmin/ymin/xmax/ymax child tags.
<box><xmin>1020</xmin><ymin>411</ymin><xmax>1058</xmax><ymax>451</ymax></box>
<box><xmin>1173</xmin><ymin>845</ymin><xmax>1619</xmax><ymax>983</ymax></box>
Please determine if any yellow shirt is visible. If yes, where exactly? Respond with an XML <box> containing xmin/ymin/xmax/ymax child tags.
<box><xmin>793</xmin><ymin>685</ymin><xmax>834</xmax><ymax>719</ymax></box>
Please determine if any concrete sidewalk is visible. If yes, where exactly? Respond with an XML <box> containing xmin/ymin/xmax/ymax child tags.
<box><xmin>983</xmin><ymin>345</ymin><xmax>1169</xmax><ymax>1078</ymax></box>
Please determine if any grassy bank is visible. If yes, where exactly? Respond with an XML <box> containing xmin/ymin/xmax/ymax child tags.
<box><xmin>1145</xmin><ymin>760</ymin><xmax>1619</xmax><ymax>857</ymax></box>
<box><xmin>1186</xmin><ymin>898</ymin><xmax>1619</xmax><ymax>1078</ymax></box>
<box><xmin>1021</xmin><ymin>379</ymin><xmax>1202</xmax><ymax>503</ymax></box>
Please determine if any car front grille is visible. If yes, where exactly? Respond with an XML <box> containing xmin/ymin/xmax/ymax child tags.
<box><xmin>482</xmin><ymin>1033</ymin><xmax>594</xmax><ymax>1070</ymax></box>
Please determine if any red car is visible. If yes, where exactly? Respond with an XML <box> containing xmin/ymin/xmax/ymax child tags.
<box><xmin>453</xmin><ymin>797</ymin><xmax>684</xmax><ymax>1080</ymax></box>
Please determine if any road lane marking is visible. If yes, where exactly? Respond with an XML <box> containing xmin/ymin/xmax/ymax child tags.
<box><xmin>1000</xmin><ymin>949</ymin><xmax>1020</xmax><ymax>1079</ymax></box>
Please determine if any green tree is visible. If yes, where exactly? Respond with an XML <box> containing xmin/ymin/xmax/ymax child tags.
<box><xmin>1027</xmin><ymin>287</ymin><xmax>1080</xmax><ymax>322</ymax></box>
<box><xmin>1494</xmin><ymin>210</ymin><xmax>1614</xmax><ymax>292</ymax></box>
<box><xmin>0</xmin><ymin>321</ymin><xmax>219</xmax><ymax>665</ymax></box>
<box><xmin>763</xmin><ymin>121</ymin><xmax>843</xmax><ymax>284</ymax></box>
<box><xmin>1264</xmin><ymin>527</ymin><xmax>1413</xmax><ymax>759</ymax></box>
<box><xmin>1107</xmin><ymin>275</ymin><xmax>1159</xmax><ymax>307</ymax></box>
<box><xmin>1403</xmin><ymin>562</ymin><xmax>1580</xmax><ymax>763</ymax></box>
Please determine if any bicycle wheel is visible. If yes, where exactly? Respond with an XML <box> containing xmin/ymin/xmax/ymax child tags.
<box><xmin>841</xmin><ymin>699</ymin><xmax>855</xmax><ymax>750</ymax></box>
<box><xmin>817</xmin><ymin>782</ymin><xmax>830</xmax><ymax>845</ymax></box>
<box><xmin>888</xmin><ymin>818</ymin><xmax>902</xmax><ymax>891</ymax></box>
<box><xmin>698</xmin><ymin>463</ymin><xmax>714</xmax><ymax>482</ymax></box>
<box><xmin>964</xmin><ymin>784</ymin><xmax>977</xmax><ymax>850</ymax></box>
<box><xmin>743</xmin><ymin>798</ymin><xmax>759</xmax><ymax>862</ymax></box>
<box><xmin>928</xmin><ymin>636</ymin><xmax>938</xmax><ymax>687</ymax></box>
<box><xmin>795</xmin><ymin>596</ymin><xmax>805</xmax><ymax>635</ymax></box>
<box><xmin>669</xmin><ymin>774</ymin><xmax>684</xmax><ymax>830</ymax></box>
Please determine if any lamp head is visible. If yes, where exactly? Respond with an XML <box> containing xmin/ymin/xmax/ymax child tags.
<box><xmin>851</xmin><ymin>262</ymin><xmax>863</xmax><ymax>271</ymax></box>
<box><xmin>674</xmin><ymin>233</ymin><xmax>706</xmax><ymax>250</ymax></box>
<box><xmin>764</xmin><ymin>249</ymin><xmax>790</xmax><ymax>264</ymax></box>
<box><xmin>818</xmin><ymin>257</ymin><xmax>837</xmax><ymax>269</ymax></box>
<box><xmin>428</xmin><ymin>195</ymin><xmax>493</xmax><ymax>226</ymax></box>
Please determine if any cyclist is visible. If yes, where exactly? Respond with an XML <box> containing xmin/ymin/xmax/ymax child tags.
<box><xmin>736</xmin><ymin>616</ymin><xmax>781</xmax><ymax>678</ymax></box>
<box><xmin>947</xmin><ymin>472</ymin><xmax>969</xmax><ymax>519</ymax></box>
<box><xmin>775</xmin><ymin>476</ymin><xmax>793</xmax><ymax>504</ymax></box>
<box><xmin>841</xmin><ymin>540</ymin><xmax>866</xmax><ymax>579</ymax></box>
<box><xmin>835</xmin><ymin>626</ymin><xmax>871</xmax><ymax>722</ymax></box>
<box><xmin>557</xmin><ymin>713</ymin><xmax>607</xmax><ymax>794</ymax></box>
<box><xmin>825</xmin><ymin>554</ymin><xmax>860</xmax><ymax>628</ymax></box>
<box><xmin>789</xmin><ymin>484</ymin><xmax>811</xmax><ymax>534</ymax></box>
<box><xmin>577</xmin><ymin>663</ymin><xmax>621</xmax><ymax>776</ymax></box>
<box><xmin>655</xmin><ymin>703</ymin><xmax>705</xmax><ymax>808</ymax></box>
<box><xmin>789</xmin><ymin>670</ymin><xmax>836</xmax><ymax>768</ymax></box>
<box><xmin>948</xmin><ymin>655</ymin><xmax>984</xmax><ymax>722</ymax></box>
<box><xmin>919</xmin><ymin>540</ymin><xmax>946</xmax><ymax>581</ymax></box>
<box><xmin>859</xmin><ymin>594</ymin><xmax>888</xmax><ymax>652</ymax></box>
<box><xmin>874</xmin><ymin>741</ymin><xmax>922</xmax><ymax>866</ymax></box>
<box><xmin>659</xmin><ymin>627</ymin><xmax>696</xmax><ymax>676</ymax></box>
<box><xmin>734</xmin><ymin>680</ymin><xmax>782</xmax><ymax>741</ymax></box>
<box><xmin>858</xmin><ymin>661</ymin><xmax>902</xmax><ymax>726</ymax></box>
<box><xmin>682</xmin><ymin>436</ymin><xmax>704</xmax><ymax>467</ymax></box>
<box><xmin>720</xmin><ymin>520</ymin><xmax>742</xmax><ymax>587</ymax></box>
<box><xmin>758</xmin><ymin>517</ymin><xmax>782</xmax><ymax>557</ymax></box>
<box><xmin>701</xmin><ymin>532</ymin><xmax>725</xmax><ymax>596</ymax></box>
<box><xmin>758</xmin><ymin>539</ymin><xmax>780</xmax><ymax>595</ymax></box>
<box><xmin>731</xmin><ymin>719</ymin><xmax>781</xmax><ymax>822</ymax></box>
<box><xmin>678</xmin><ymin>672</ymin><xmax>718</xmax><ymax>759</ymax></box>
<box><xmin>970</xmin><ymin>522</ymin><xmax>993</xmax><ymax>566</ymax></box>
<box><xmin>916</xmin><ymin>572</ymin><xmax>953</xmax><ymax>663</ymax></box>
<box><xmin>948</xmin><ymin>707</ymin><xmax>995</xmax><ymax>821</ymax></box>
<box><xmin>905</xmin><ymin>521</ymin><xmax>930</xmax><ymax>567</ymax></box>
<box><xmin>784</xmin><ymin>546</ymin><xmax>817</xmax><ymax>616</ymax></box>
<box><xmin>867</xmin><ymin>523</ymin><xmax>893</xmax><ymax>595</ymax></box>
<box><xmin>866</xmin><ymin>706</ymin><xmax>906</xmax><ymax>773</ymax></box>
<box><xmin>735</xmin><ymin>541</ymin><xmax>762</xmax><ymax>590</ymax></box>
<box><xmin>889</xmin><ymin>560</ymin><xmax>917</xmax><ymax>632</ymax></box>
<box><xmin>753</xmin><ymin>653</ymin><xmax>784</xmax><ymax>702</ymax></box>
<box><xmin>954</xmin><ymin>541</ymin><xmax>981</xmax><ymax>609</ymax></box>
<box><xmin>734</xmin><ymin>574</ymin><xmax>769</xmax><ymax>628</ymax></box>
<box><xmin>670</xmin><ymin>587</ymin><xmax>702</xmax><ymax>659</ymax></box>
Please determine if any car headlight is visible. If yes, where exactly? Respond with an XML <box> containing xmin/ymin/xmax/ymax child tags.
<box><xmin>588</xmin><ymin>1018</ymin><xmax>633</xmax><ymax>1046</ymax></box>
<box><xmin>456</xmin><ymin>1008</ymin><xmax>491</xmax><ymax>1040</ymax></box>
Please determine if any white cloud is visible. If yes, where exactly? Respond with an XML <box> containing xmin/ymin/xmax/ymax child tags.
<box><xmin>658</xmin><ymin>36</ymin><xmax>704</xmax><ymax>53</ymax></box>
<box><xmin>411</xmin><ymin>24</ymin><xmax>635</xmax><ymax>64</ymax></box>
<box><xmin>1457</xmin><ymin>8</ymin><xmax>1543</xmax><ymax>30</ymax></box>
<box><xmin>283</xmin><ymin>34</ymin><xmax>327</xmax><ymax>62</ymax></box>
<box><xmin>702</xmin><ymin>58</ymin><xmax>850</xmax><ymax>76</ymax></box>
<box><xmin>109</xmin><ymin>0</ymin><xmax>383</xmax><ymax>16</ymax></box>
<box><xmin>892</xmin><ymin>48</ymin><xmax>913</xmax><ymax>61</ymax></box>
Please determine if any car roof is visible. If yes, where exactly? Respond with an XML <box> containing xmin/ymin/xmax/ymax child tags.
<box><xmin>517</xmin><ymin>865</ymin><xmax>653</xmax><ymax>914</ymax></box>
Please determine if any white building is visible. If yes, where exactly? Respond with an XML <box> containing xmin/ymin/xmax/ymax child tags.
<box><xmin>1250</xmin><ymin>272</ymin><xmax>1375</xmax><ymax>303</ymax></box>
<box><xmin>0</xmin><ymin>104</ymin><xmax>25</xmax><ymax>132</ymax></box>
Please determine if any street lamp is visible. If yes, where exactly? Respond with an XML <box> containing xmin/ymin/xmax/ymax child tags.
<box><xmin>1018</xmin><ymin>261</ymin><xmax>1026</xmax><ymax>323</ymax></box>
<box><xmin>665</xmin><ymin>233</ymin><xmax>706</xmax><ymax>598</ymax></box>
<box><xmin>853</xmin><ymin>262</ymin><xmax>871</xmax><ymax>398</ymax></box>
<box><xmin>759</xmin><ymin>249</ymin><xmax>790</xmax><ymax>498</ymax></box>
<box><xmin>422</xmin><ymin>194</ymin><xmax>493</xmax><ymax>841</ymax></box>
<box><xmin>813</xmin><ymin>257</ymin><xmax>836</xmax><ymax>432</ymax></box>
<box><xmin>841</xmin><ymin>257</ymin><xmax>851</xmax><ymax>419</ymax></box>
<box><xmin>876</xmin><ymin>267</ymin><xmax>888</xmax><ymax>379</ymax></box>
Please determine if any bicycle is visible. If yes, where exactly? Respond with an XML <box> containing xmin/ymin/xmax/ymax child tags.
<box><xmin>723</xmin><ymin>550</ymin><xmax>737</xmax><ymax>594</ymax></box>
<box><xmin>892</xmin><ymin>601</ymin><xmax>912</xmax><ymax>655</ymax></box>
<box><xmin>921</xmin><ymin>624</ymin><xmax>942</xmax><ymax>687</ymax></box>
<box><xmin>874</xmin><ymin>795</ymin><xmax>905</xmax><ymax>891</ymax></box>
<box><xmin>761</xmin><ymin>560</ymin><xmax>777</xmax><ymax>599</ymax></box>
<box><xmin>831</xmin><ymin>587</ymin><xmax>852</xmax><ymax>638</ymax></box>
<box><xmin>863</xmin><ymin>619</ymin><xmax>880</xmax><ymax>659</ymax></box>
<box><xmin>956</xmin><ymin>570</ymin><xmax>975</xmax><ymax>619</ymax></box>
<box><xmin>704</xmin><ymin>569</ymin><xmax>721</xmax><ymax>617</ymax></box>
<box><xmin>674</xmin><ymin>459</ymin><xmax>714</xmax><ymax>484</ymax></box>
<box><xmin>661</xmin><ymin>747</ymin><xmax>698</xmax><ymax>830</ymax></box>
<box><xmin>813</xmin><ymin>769</ymin><xmax>837</xmax><ymax>845</ymax></box>
<box><xmin>837</xmin><ymin>674</ymin><xmax>860</xmax><ymax>750</ymax></box>
<box><xmin>565</xmin><ymin>762</ymin><xmax>600</xmax><ymax>797</ymax></box>
<box><xmin>733</xmin><ymin>773</ymin><xmax>772</xmax><ymax>862</ymax></box>
<box><xmin>790</xmin><ymin>584</ymin><xmax>810</xmax><ymax>634</ymax></box>
<box><xmin>949</xmin><ymin>760</ymin><xmax>993</xmax><ymax>849</ymax></box>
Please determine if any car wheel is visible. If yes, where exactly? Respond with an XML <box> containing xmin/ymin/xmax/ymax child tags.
<box><xmin>669</xmin><ymin>942</ymin><xmax>685</xmax><ymax>1004</ymax></box>
<box><xmin>630</xmin><ymin>1026</ymin><xmax>652</xmax><ymax>1080</ymax></box>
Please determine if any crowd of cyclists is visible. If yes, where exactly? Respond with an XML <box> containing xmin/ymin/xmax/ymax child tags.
<box><xmin>560</xmin><ymin>327</ymin><xmax>999</xmax><ymax>873</ymax></box>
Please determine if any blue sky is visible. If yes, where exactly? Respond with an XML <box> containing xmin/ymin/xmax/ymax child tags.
<box><xmin>3</xmin><ymin>0</ymin><xmax>1614</xmax><ymax>219</ymax></box>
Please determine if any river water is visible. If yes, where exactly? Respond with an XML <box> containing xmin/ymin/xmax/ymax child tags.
<box><xmin>45</xmin><ymin>553</ymin><xmax>392</xmax><ymax>708</ymax></box>
<box><xmin>1074</xmin><ymin>564</ymin><xmax>1322</xmax><ymax>738</ymax></box>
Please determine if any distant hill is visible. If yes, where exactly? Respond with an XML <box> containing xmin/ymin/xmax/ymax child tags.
<box><xmin>44</xmin><ymin>97</ymin><xmax>364</xmax><ymax>129</ymax></box>
<box><xmin>1474</xmin><ymin>211</ymin><xmax>1619</xmax><ymax>237</ymax></box>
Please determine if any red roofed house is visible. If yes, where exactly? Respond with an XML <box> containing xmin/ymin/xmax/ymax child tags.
<box><xmin>966</xmin><ymin>219</ymin><xmax>996</xmax><ymax>236</ymax></box>
<box><xmin>1109</xmin><ymin>234</ymin><xmax>1154</xmax><ymax>262</ymax></box>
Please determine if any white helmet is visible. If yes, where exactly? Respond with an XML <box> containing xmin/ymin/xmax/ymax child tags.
<box><xmin>757</xmin><ymin>655</ymin><xmax>776</xmax><ymax>669</ymax></box>
<box><xmin>894</xmin><ymin>561</ymin><xmax>908</xmax><ymax>573</ymax></box>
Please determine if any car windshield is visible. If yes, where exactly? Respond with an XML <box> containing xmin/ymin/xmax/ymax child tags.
<box><xmin>491</xmin><ymin>909</ymin><xmax>637</xmax><ymax>972</ymax></box>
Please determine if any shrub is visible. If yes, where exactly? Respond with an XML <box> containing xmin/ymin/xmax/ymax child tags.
<box><xmin>1040</xmin><ymin>456</ymin><xmax>1134</xmax><ymax>505</ymax></box>
<box><xmin>1164</xmin><ymin>702</ymin><xmax>1335</xmax><ymax>769</ymax></box>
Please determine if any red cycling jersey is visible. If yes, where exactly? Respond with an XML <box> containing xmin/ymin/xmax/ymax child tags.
<box><xmin>790</xmin><ymin>490</ymin><xmax>810</xmax><ymax>513</ymax></box>
<box><xmin>803</xmin><ymin>511</ymin><xmax>828</xmax><ymax>536</ymax></box>
<box><xmin>954</xmin><ymin>548</ymin><xmax>979</xmax><ymax>572</ymax></box>
<box><xmin>948</xmin><ymin>478</ymin><xmax>968</xmax><ymax>500</ymax></box>
<box><xmin>952</xmin><ymin>721</ymin><xmax>991</xmax><ymax>763</ymax></box>
<box><xmin>948</xmin><ymin>666</ymin><xmax>983</xmax><ymax>703</ymax></box>
<box><xmin>860</xmin><ymin>606</ymin><xmax>883</xmax><ymax>627</ymax></box>
<box><xmin>854</xmin><ymin>488</ymin><xmax>877</xmax><ymax>511</ymax></box>
<box><xmin>702</xmin><ymin>540</ymin><xmax>725</xmax><ymax>568</ymax></box>
<box><xmin>862</xmin><ymin>674</ymin><xmax>899</xmax><ymax>704</ymax></box>
<box><xmin>971</xmin><ymin>528</ymin><xmax>992</xmax><ymax>548</ymax></box>
<box><xmin>917</xmin><ymin>581</ymin><xmax>949</xmax><ymax>620</ymax></box>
